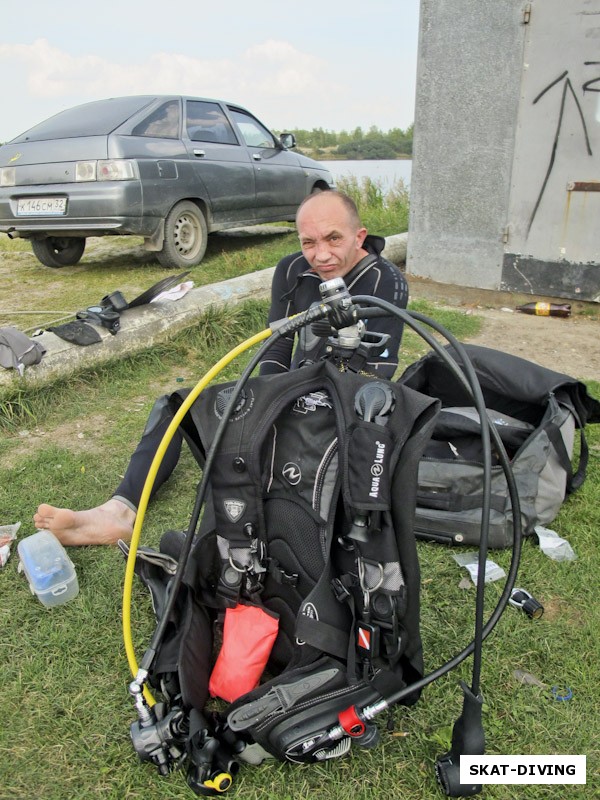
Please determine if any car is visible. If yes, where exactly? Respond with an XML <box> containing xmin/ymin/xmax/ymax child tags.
<box><xmin>0</xmin><ymin>95</ymin><xmax>334</xmax><ymax>269</ymax></box>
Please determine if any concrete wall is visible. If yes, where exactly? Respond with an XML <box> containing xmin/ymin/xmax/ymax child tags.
<box><xmin>407</xmin><ymin>0</ymin><xmax>600</xmax><ymax>301</ymax></box>
<box><xmin>407</xmin><ymin>0</ymin><xmax>526</xmax><ymax>289</ymax></box>
<box><xmin>501</xmin><ymin>0</ymin><xmax>600</xmax><ymax>300</ymax></box>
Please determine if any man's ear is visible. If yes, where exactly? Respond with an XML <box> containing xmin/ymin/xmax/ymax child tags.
<box><xmin>356</xmin><ymin>227</ymin><xmax>368</xmax><ymax>248</ymax></box>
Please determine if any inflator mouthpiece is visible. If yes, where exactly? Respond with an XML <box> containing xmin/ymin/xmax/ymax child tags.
<box><xmin>354</xmin><ymin>382</ymin><xmax>395</xmax><ymax>424</ymax></box>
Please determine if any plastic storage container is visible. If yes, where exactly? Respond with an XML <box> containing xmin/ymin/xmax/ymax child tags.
<box><xmin>17</xmin><ymin>530</ymin><xmax>79</xmax><ymax>607</ymax></box>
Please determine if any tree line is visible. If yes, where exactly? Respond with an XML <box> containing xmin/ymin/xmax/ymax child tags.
<box><xmin>278</xmin><ymin>124</ymin><xmax>413</xmax><ymax>160</ymax></box>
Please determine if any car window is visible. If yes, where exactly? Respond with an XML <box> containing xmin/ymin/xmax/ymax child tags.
<box><xmin>10</xmin><ymin>96</ymin><xmax>157</xmax><ymax>142</ymax></box>
<box><xmin>186</xmin><ymin>101</ymin><xmax>238</xmax><ymax>145</ymax></box>
<box><xmin>132</xmin><ymin>100</ymin><xmax>181</xmax><ymax>138</ymax></box>
<box><xmin>228</xmin><ymin>109</ymin><xmax>277</xmax><ymax>148</ymax></box>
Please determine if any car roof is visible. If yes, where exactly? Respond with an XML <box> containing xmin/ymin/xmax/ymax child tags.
<box><xmin>10</xmin><ymin>95</ymin><xmax>249</xmax><ymax>143</ymax></box>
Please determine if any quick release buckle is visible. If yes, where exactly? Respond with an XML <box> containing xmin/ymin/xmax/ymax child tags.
<box><xmin>331</xmin><ymin>577</ymin><xmax>352</xmax><ymax>602</ymax></box>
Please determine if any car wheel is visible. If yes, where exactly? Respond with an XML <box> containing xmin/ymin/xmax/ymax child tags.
<box><xmin>31</xmin><ymin>237</ymin><xmax>86</xmax><ymax>268</ymax></box>
<box><xmin>157</xmin><ymin>201</ymin><xmax>208</xmax><ymax>268</ymax></box>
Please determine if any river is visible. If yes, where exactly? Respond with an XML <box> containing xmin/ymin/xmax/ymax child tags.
<box><xmin>320</xmin><ymin>159</ymin><xmax>412</xmax><ymax>189</ymax></box>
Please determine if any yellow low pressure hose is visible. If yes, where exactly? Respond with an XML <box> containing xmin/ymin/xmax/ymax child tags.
<box><xmin>122</xmin><ymin>327</ymin><xmax>272</xmax><ymax>705</ymax></box>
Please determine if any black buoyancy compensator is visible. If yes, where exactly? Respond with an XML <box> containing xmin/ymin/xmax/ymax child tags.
<box><xmin>124</xmin><ymin>278</ymin><xmax>524</xmax><ymax>797</ymax></box>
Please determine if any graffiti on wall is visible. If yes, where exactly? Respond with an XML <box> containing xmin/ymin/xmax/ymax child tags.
<box><xmin>527</xmin><ymin>64</ymin><xmax>598</xmax><ymax>236</ymax></box>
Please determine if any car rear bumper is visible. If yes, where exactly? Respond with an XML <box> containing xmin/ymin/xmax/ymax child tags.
<box><xmin>0</xmin><ymin>181</ymin><xmax>154</xmax><ymax>238</ymax></box>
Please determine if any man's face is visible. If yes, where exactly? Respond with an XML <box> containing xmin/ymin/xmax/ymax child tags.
<box><xmin>297</xmin><ymin>196</ymin><xmax>368</xmax><ymax>280</ymax></box>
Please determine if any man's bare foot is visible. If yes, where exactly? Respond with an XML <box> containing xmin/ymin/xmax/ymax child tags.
<box><xmin>33</xmin><ymin>498</ymin><xmax>136</xmax><ymax>546</ymax></box>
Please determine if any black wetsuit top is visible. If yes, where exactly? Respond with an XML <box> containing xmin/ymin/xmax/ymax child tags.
<box><xmin>259</xmin><ymin>234</ymin><xmax>409</xmax><ymax>379</ymax></box>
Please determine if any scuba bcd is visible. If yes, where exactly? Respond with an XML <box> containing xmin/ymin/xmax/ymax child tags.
<box><xmin>122</xmin><ymin>277</ymin><xmax>524</xmax><ymax>797</ymax></box>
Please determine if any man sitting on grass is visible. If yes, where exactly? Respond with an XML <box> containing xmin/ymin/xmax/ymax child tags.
<box><xmin>34</xmin><ymin>190</ymin><xmax>409</xmax><ymax>546</ymax></box>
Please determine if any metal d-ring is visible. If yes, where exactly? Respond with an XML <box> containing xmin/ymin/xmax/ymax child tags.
<box><xmin>228</xmin><ymin>553</ymin><xmax>248</xmax><ymax>573</ymax></box>
<box><xmin>358</xmin><ymin>559</ymin><xmax>384</xmax><ymax>608</ymax></box>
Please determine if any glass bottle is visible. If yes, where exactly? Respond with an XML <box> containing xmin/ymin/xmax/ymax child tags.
<box><xmin>515</xmin><ymin>302</ymin><xmax>571</xmax><ymax>318</ymax></box>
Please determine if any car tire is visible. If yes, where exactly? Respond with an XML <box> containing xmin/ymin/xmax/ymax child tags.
<box><xmin>157</xmin><ymin>201</ymin><xmax>208</xmax><ymax>268</ymax></box>
<box><xmin>31</xmin><ymin>236</ymin><xmax>86</xmax><ymax>268</ymax></box>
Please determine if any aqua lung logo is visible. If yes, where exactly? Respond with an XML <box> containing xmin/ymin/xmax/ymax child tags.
<box><xmin>283</xmin><ymin>462</ymin><xmax>302</xmax><ymax>485</ymax></box>
<box><xmin>302</xmin><ymin>602</ymin><xmax>318</xmax><ymax>619</ymax></box>
<box><xmin>369</xmin><ymin>440</ymin><xmax>386</xmax><ymax>498</ymax></box>
<box><xmin>223</xmin><ymin>499</ymin><xmax>246</xmax><ymax>523</ymax></box>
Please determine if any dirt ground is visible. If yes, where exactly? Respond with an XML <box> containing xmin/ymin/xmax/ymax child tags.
<box><xmin>462</xmin><ymin>306</ymin><xmax>600</xmax><ymax>383</ymax></box>
<box><xmin>406</xmin><ymin>275</ymin><xmax>600</xmax><ymax>384</ymax></box>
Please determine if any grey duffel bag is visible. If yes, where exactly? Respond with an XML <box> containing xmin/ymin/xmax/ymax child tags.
<box><xmin>398</xmin><ymin>345</ymin><xmax>600</xmax><ymax>548</ymax></box>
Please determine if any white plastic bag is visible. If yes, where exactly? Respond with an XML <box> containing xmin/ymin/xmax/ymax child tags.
<box><xmin>535</xmin><ymin>525</ymin><xmax>577</xmax><ymax>562</ymax></box>
<box><xmin>452</xmin><ymin>551</ymin><xmax>506</xmax><ymax>584</ymax></box>
<box><xmin>0</xmin><ymin>521</ymin><xmax>21</xmax><ymax>567</ymax></box>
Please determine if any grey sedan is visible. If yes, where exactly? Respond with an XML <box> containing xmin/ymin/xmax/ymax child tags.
<box><xmin>0</xmin><ymin>95</ymin><xmax>334</xmax><ymax>268</ymax></box>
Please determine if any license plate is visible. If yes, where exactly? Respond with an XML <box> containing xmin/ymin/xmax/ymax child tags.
<box><xmin>17</xmin><ymin>197</ymin><xmax>67</xmax><ymax>216</ymax></box>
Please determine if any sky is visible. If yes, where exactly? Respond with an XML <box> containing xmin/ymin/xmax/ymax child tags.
<box><xmin>0</xmin><ymin>0</ymin><xmax>420</xmax><ymax>143</ymax></box>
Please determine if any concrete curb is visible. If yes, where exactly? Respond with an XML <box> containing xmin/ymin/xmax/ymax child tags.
<box><xmin>0</xmin><ymin>233</ymin><xmax>408</xmax><ymax>393</ymax></box>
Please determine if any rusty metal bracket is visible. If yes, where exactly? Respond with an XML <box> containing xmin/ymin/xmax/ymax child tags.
<box><xmin>567</xmin><ymin>181</ymin><xmax>600</xmax><ymax>192</ymax></box>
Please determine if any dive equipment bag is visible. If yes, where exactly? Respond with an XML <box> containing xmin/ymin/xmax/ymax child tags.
<box><xmin>399</xmin><ymin>344</ymin><xmax>600</xmax><ymax>548</ymax></box>
<box><xmin>128</xmin><ymin>358</ymin><xmax>440</xmax><ymax>786</ymax></box>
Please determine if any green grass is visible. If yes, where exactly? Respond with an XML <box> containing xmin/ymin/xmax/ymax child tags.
<box><xmin>336</xmin><ymin>175</ymin><xmax>410</xmax><ymax>234</ymax></box>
